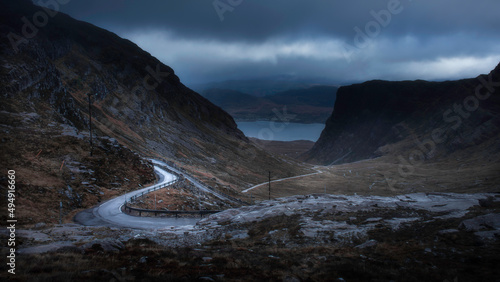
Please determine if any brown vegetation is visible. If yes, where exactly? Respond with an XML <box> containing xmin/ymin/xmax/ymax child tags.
<box><xmin>0</xmin><ymin>111</ymin><xmax>155</xmax><ymax>225</ymax></box>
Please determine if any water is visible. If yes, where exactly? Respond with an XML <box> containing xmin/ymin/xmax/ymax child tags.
<box><xmin>236</xmin><ymin>121</ymin><xmax>325</xmax><ymax>142</ymax></box>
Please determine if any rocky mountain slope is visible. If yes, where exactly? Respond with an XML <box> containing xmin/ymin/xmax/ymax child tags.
<box><xmin>0</xmin><ymin>111</ymin><xmax>156</xmax><ymax>224</ymax></box>
<box><xmin>306</xmin><ymin>63</ymin><xmax>500</xmax><ymax>165</ymax></box>
<box><xmin>0</xmin><ymin>0</ymin><xmax>309</xmax><ymax>224</ymax></box>
<box><xmin>203</xmin><ymin>86</ymin><xmax>338</xmax><ymax>123</ymax></box>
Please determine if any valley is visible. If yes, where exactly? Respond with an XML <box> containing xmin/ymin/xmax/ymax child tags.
<box><xmin>1</xmin><ymin>1</ymin><xmax>499</xmax><ymax>281</ymax></box>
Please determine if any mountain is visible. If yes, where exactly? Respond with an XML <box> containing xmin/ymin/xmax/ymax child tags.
<box><xmin>268</xmin><ymin>86</ymin><xmax>338</xmax><ymax>107</ymax></box>
<box><xmin>203</xmin><ymin>89</ymin><xmax>268</xmax><ymax>111</ymax></box>
<box><xmin>305</xmin><ymin>63</ymin><xmax>500</xmax><ymax>165</ymax></box>
<box><xmin>193</xmin><ymin>77</ymin><xmax>337</xmax><ymax>97</ymax></box>
<box><xmin>0</xmin><ymin>0</ymin><xmax>309</xmax><ymax>224</ymax></box>
<box><xmin>203</xmin><ymin>86</ymin><xmax>338</xmax><ymax>123</ymax></box>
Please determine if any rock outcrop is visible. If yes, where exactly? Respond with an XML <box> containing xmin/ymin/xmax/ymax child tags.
<box><xmin>305</xmin><ymin>63</ymin><xmax>500</xmax><ymax>165</ymax></box>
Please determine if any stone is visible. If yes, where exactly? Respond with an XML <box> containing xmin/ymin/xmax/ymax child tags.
<box><xmin>139</xmin><ymin>256</ymin><xmax>148</xmax><ymax>263</ymax></box>
<box><xmin>33</xmin><ymin>222</ymin><xmax>46</xmax><ymax>230</ymax></box>
<box><xmin>355</xmin><ymin>239</ymin><xmax>378</xmax><ymax>249</ymax></box>
<box><xmin>202</xmin><ymin>257</ymin><xmax>213</xmax><ymax>263</ymax></box>
<box><xmin>81</xmin><ymin>239</ymin><xmax>124</xmax><ymax>253</ymax></box>
<box><xmin>459</xmin><ymin>214</ymin><xmax>500</xmax><ymax>232</ymax></box>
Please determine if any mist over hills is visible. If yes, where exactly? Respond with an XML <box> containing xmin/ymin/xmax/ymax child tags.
<box><xmin>192</xmin><ymin>76</ymin><xmax>339</xmax><ymax>97</ymax></box>
<box><xmin>203</xmin><ymin>86</ymin><xmax>338</xmax><ymax>123</ymax></box>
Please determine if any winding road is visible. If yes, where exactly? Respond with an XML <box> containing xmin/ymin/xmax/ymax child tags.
<box><xmin>75</xmin><ymin>164</ymin><xmax>200</xmax><ymax>229</ymax></box>
<box><xmin>75</xmin><ymin>159</ymin><xmax>317</xmax><ymax>229</ymax></box>
<box><xmin>151</xmin><ymin>160</ymin><xmax>231</xmax><ymax>202</ymax></box>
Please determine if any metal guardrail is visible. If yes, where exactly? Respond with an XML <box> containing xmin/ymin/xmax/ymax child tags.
<box><xmin>123</xmin><ymin>170</ymin><xmax>221</xmax><ymax>218</ymax></box>
<box><xmin>123</xmin><ymin>206</ymin><xmax>220</xmax><ymax>217</ymax></box>
<box><xmin>126</xmin><ymin>179</ymin><xmax>178</xmax><ymax>203</ymax></box>
<box><xmin>123</xmin><ymin>159</ymin><xmax>251</xmax><ymax>217</ymax></box>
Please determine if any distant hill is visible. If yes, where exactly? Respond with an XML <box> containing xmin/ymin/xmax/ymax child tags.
<box><xmin>203</xmin><ymin>86</ymin><xmax>338</xmax><ymax>123</ymax></box>
<box><xmin>268</xmin><ymin>86</ymin><xmax>337</xmax><ymax>107</ymax></box>
<box><xmin>203</xmin><ymin>89</ymin><xmax>268</xmax><ymax>110</ymax></box>
<box><xmin>192</xmin><ymin>77</ymin><xmax>338</xmax><ymax>97</ymax></box>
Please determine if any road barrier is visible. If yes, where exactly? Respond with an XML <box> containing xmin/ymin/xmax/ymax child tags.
<box><xmin>126</xmin><ymin>179</ymin><xmax>178</xmax><ymax>203</ymax></box>
<box><xmin>123</xmin><ymin>159</ymin><xmax>250</xmax><ymax>218</ymax></box>
<box><xmin>123</xmin><ymin>205</ymin><xmax>220</xmax><ymax>217</ymax></box>
<box><xmin>123</xmin><ymin>168</ymin><xmax>222</xmax><ymax>217</ymax></box>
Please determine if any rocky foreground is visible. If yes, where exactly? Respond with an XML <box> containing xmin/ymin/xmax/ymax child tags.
<box><xmin>2</xmin><ymin>193</ymin><xmax>499</xmax><ymax>281</ymax></box>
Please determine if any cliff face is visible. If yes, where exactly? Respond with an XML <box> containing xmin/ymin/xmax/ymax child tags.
<box><xmin>305</xmin><ymin>63</ymin><xmax>500</xmax><ymax>165</ymax></box>
<box><xmin>0</xmin><ymin>1</ymin><xmax>309</xmax><ymax>223</ymax></box>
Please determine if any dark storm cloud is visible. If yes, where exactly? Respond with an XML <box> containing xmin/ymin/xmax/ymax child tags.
<box><xmin>50</xmin><ymin>0</ymin><xmax>500</xmax><ymax>41</ymax></box>
<box><xmin>36</xmin><ymin>0</ymin><xmax>500</xmax><ymax>85</ymax></box>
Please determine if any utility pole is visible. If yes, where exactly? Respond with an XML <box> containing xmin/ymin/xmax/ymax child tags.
<box><xmin>59</xmin><ymin>201</ymin><xmax>62</xmax><ymax>224</ymax></box>
<box><xmin>268</xmin><ymin>171</ymin><xmax>271</xmax><ymax>200</ymax></box>
<box><xmin>199</xmin><ymin>192</ymin><xmax>202</xmax><ymax>212</ymax></box>
<box><xmin>87</xmin><ymin>93</ymin><xmax>93</xmax><ymax>156</ymax></box>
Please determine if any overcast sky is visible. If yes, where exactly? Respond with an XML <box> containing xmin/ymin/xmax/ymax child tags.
<box><xmin>43</xmin><ymin>0</ymin><xmax>500</xmax><ymax>86</ymax></box>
